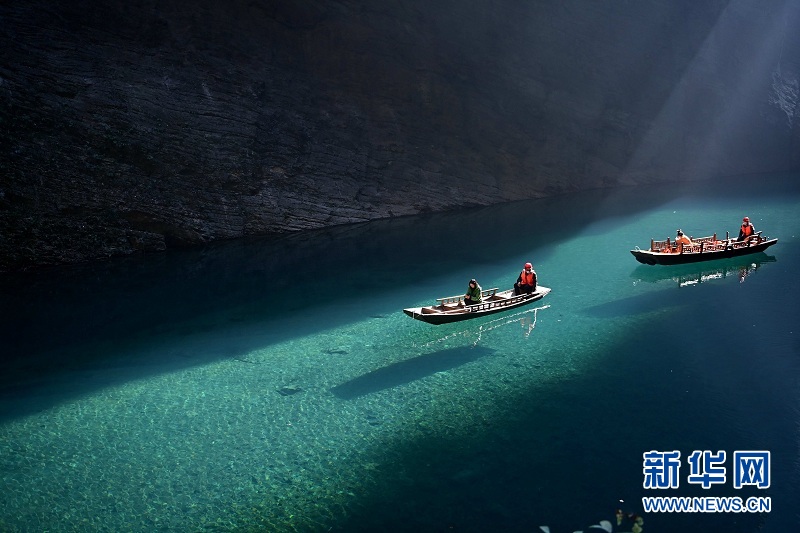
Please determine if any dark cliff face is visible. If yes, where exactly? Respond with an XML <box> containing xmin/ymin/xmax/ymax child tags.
<box><xmin>1</xmin><ymin>0</ymin><xmax>799</xmax><ymax>271</ymax></box>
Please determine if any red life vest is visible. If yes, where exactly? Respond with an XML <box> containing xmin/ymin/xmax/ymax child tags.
<box><xmin>741</xmin><ymin>223</ymin><xmax>753</xmax><ymax>237</ymax></box>
<box><xmin>519</xmin><ymin>270</ymin><xmax>535</xmax><ymax>286</ymax></box>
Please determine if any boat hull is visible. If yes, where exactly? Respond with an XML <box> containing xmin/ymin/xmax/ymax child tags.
<box><xmin>403</xmin><ymin>287</ymin><xmax>551</xmax><ymax>325</ymax></box>
<box><xmin>630</xmin><ymin>238</ymin><xmax>777</xmax><ymax>265</ymax></box>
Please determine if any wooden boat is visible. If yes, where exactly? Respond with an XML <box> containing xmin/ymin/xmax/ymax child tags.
<box><xmin>630</xmin><ymin>231</ymin><xmax>778</xmax><ymax>266</ymax></box>
<box><xmin>403</xmin><ymin>286</ymin><xmax>551</xmax><ymax>325</ymax></box>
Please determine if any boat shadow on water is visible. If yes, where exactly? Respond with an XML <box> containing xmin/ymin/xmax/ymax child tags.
<box><xmin>584</xmin><ymin>255</ymin><xmax>777</xmax><ymax>319</ymax></box>
<box><xmin>330</xmin><ymin>345</ymin><xmax>495</xmax><ymax>400</ymax></box>
<box><xmin>629</xmin><ymin>253</ymin><xmax>777</xmax><ymax>287</ymax></box>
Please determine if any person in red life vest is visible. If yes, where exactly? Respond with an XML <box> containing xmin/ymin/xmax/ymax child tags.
<box><xmin>463</xmin><ymin>278</ymin><xmax>482</xmax><ymax>306</ymax></box>
<box><xmin>738</xmin><ymin>216</ymin><xmax>756</xmax><ymax>241</ymax></box>
<box><xmin>514</xmin><ymin>262</ymin><xmax>537</xmax><ymax>295</ymax></box>
<box><xmin>675</xmin><ymin>229</ymin><xmax>692</xmax><ymax>250</ymax></box>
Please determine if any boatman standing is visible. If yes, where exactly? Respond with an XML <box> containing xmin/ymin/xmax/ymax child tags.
<box><xmin>514</xmin><ymin>262</ymin><xmax>537</xmax><ymax>295</ymax></box>
<box><xmin>738</xmin><ymin>216</ymin><xmax>756</xmax><ymax>242</ymax></box>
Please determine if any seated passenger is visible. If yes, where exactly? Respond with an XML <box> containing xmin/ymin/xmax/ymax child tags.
<box><xmin>738</xmin><ymin>216</ymin><xmax>756</xmax><ymax>242</ymax></box>
<box><xmin>464</xmin><ymin>279</ymin><xmax>482</xmax><ymax>306</ymax></box>
<box><xmin>675</xmin><ymin>230</ymin><xmax>692</xmax><ymax>250</ymax></box>
<box><xmin>514</xmin><ymin>262</ymin><xmax>537</xmax><ymax>295</ymax></box>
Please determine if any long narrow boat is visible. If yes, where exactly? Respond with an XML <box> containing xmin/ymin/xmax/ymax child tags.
<box><xmin>403</xmin><ymin>286</ymin><xmax>551</xmax><ymax>325</ymax></box>
<box><xmin>630</xmin><ymin>232</ymin><xmax>777</xmax><ymax>266</ymax></box>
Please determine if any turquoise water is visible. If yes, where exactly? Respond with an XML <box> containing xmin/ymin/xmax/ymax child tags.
<box><xmin>1</xmin><ymin>175</ymin><xmax>799</xmax><ymax>532</ymax></box>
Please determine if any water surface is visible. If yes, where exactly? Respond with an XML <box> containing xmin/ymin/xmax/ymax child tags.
<box><xmin>1</xmin><ymin>174</ymin><xmax>799</xmax><ymax>532</ymax></box>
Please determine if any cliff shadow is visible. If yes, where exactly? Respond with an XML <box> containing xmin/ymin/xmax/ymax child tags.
<box><xmin>0</xmin><ymin>180</ymin><xmax>744</xmax><ymax>421</ymax></box>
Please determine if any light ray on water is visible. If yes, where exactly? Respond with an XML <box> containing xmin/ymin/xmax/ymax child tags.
<box><xmin>1</xmin><ymin>175</ymin><xmax>799</xmax><ymax>531</ymax></box>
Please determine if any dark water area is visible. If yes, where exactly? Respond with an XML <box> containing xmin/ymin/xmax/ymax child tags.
<box><xmin>0</xmin><ymin>180</ymin><xmax>674</xmax><ymax>413</ymax></box>
<box><xmin>1</xmin><ymin>174</ymin><xmax>799</xmax><ymax>532</ymax></box>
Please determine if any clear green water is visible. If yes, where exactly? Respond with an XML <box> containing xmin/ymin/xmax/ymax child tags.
<box><xmin>1</xmin><ymin>175</ymin><xmax>799</xmax><ymax>532</ymax></box>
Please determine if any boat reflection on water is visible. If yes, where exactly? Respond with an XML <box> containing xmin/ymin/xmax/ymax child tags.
<box><xmin>630</xmin><ymin>254</ymin><xmax>777</xmax><ymax>288</ymax></box>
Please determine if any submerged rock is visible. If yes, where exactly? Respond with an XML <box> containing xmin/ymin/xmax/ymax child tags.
<box><xmin>364</xmin><ymin>413</ymin><xmax>382</xmax><ymax>426</ymax></box>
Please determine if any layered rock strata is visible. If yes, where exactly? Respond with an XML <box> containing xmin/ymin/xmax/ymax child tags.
<box><xmin>1</xmin><ymin>0</ymin><xmax>799</xmax><ymax>270</ymax></box>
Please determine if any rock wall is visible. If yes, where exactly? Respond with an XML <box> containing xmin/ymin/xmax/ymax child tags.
<box><xmin>1</xmin><ymin>0</ymin><xmax>799</xmax><ymax>271</ymax></box>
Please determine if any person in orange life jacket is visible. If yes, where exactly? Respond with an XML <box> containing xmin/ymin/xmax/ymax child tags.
<box><xmin>514</xmin><ymin>262</ymin><xmax>537</xmax><ymax>295</ymax></box>
<box><xmin>464</xmin><ymin>279</ymin><xmax>482</xmax><ymax>306</ymax></box>
<box><xmin>675</xmin><ymin>229</ymin><xmax>692</xmax><ymax>248</ymax></box>
<box><xmin>738</xmin><ymin>216</ymin><xmax>756</xmax><ymax>241</ymax></box>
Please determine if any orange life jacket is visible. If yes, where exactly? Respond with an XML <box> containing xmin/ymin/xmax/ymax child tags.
<box><xmin>741</xmin><ymin>223</ymin><xmax>753</xmax><ymax>237</ymax></box>
<box><xmin>519</xmin><ymin>270</ymin><xmax>535</xmax><ymax>286</ymax></box>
